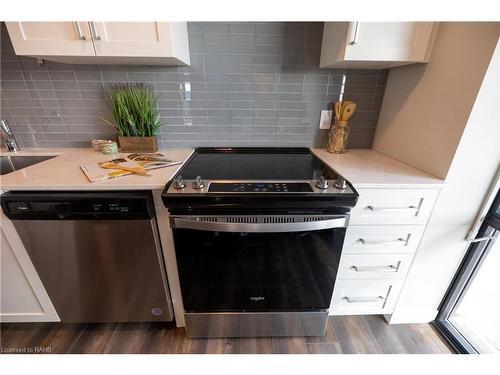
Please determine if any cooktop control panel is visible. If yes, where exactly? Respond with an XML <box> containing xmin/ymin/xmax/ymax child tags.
<box><xmin>208</xmin><ymin>182</ymin><xmax>313</xmax><ymax>193</ymax></box>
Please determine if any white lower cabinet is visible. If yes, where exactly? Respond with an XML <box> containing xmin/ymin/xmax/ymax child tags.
<box><xmin>349</xmin><ymin>188</ymin><xmax>439</xmax><ymax>225</ymax></box>
<box><xmin>1</xmin><ymin>230</ymin><xmax>43</xmax><ymax>318</ymax></box>
<box><xmin>330</xmin><ymin>279</ymin><xmax>404</xmax><ymax>315</ymax></box>
<box><xmin>337</xmin><ymin>253</ymin><xmax>414</xmax><ymax>280</ymax></box>
<box><xmin>342</xmin><ymin>225</ymin><xmax>424</xmax><ymax>254</ymax></box>
<box><xmin>330</xmin><ymin>187</ymin><xmax>439</xmax><ymax>316</ymax></box>
<box><xmin>0</xmin><ymin>213</ymin><xmax>59</xmax><ymax>323</ymax></box>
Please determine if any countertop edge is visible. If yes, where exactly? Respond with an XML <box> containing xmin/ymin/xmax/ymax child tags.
<box><xmin>0</xmin><ymin>148</ymin><xmax>194</xmax><ymax>191</ymax></box>
<box><xmin>351</xmin><ymin>183</ymin><xmax>445</xmax><ymax>189</ymax></box>
<box><xmin>311</xmin><ymin>148</ymin><xmax>445</xmax><ymax>188</ymax></box>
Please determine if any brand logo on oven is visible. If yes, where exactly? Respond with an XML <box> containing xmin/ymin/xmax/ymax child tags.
<box><xmin>250</xmin><ymin>296</ymin><xmax>265</xmax><ymax>302</ymax></box>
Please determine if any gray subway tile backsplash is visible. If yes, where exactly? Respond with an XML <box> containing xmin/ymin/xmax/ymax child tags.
<box><xmin>0</xmin><ymin>22</ymin><xmax>387</xmax><ymax>149</ymax></box>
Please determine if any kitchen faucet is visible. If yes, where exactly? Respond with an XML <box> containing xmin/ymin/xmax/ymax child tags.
<box><xmin>0</xmin><ymin>120</ymin><xmax>20</xmax><ymax>152</ymax></box>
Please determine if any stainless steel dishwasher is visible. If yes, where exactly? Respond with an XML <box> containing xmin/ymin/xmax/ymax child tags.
<box><xmin>1</xmin><ymin>190</ymin><xmax>173</xmax><ymax>323</ymax></box>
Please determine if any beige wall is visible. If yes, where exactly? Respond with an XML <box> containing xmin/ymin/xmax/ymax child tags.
<box><xmin>378</xmin><ymin>24</ymin><xmax>500</xmax><ymax>324</ymax></box>
<box><xmin>373</xmin><ymin>22</ymin><xmax>500</xmax><ymax>179</ymax></box>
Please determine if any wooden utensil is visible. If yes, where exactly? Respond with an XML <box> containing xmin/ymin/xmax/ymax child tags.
<box><xmin>334</xmin><ymin>102</ymin><xmax>342</xmax><ymax>120</ymax></box>
<box><xmin>340</xmin><ymin>101</ymin><xmax>357</xmax><ymax>121</ymax></box>
<box><xmin>99</xmin><ymin>161</ymin><xmax>150</xmax><ymax>176</ymax></box>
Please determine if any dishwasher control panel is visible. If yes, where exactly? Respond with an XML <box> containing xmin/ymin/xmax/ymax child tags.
<box><xmin>1</xmin><ymin>191</ymin><xmax>156</xmax><ymax>220</ymax></box>
<box><xmin>6</xmin><ymin>201</ymin><xmax>136</xmax><ymax>214</ymax></box>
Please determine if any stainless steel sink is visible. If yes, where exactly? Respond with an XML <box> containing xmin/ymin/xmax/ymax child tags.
<box><xmin>0</xmin><ymin>155</ymin><xmax>57</xmax><ymax>175</ymax></box>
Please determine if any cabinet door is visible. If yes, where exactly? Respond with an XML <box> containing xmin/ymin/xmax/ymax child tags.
<box><xmin>349</xmin><ymin>188</ymin><xmax>440</xmax><ymax>225</ymax></box>
<box><xmin>343</xmin><ymin>225</ymin><xmax>425</xmax><ymax>254</ymax></box>
<box><xmin>345</xmin><ymin>22</ymin><xmax>437</xmax><ymax>63</ymax></box>
<box><xmin>320</xmin><ymin>22</ymin><xmax>438</xmax><ymax>69</ymax></box>
<box><xmin>337</xmin><ymin>253</ymin><xmax>414</xmax><ymax>280</ymax></box>
<box><xmin>89</xmin><ymin>22</ymin><xmax>188</xmax><ymax>63</ymax></box>
<box><xmin>330</xmin><ymin>279</ymin><xmax>404</xmax><ymax>315</ymax></box>
<box><xmin>0</xmin><ymin>214</ymin><xmax>59</xmax><ymax>323</ymax></box>
<box><xmin>5</xmin><ymin>22</ymin><xmax>95</xmax><ymax>56</ymax></box>
<box><xmin>1</xmin><ymin>230</ymin><xmax>43</xmax><ymax>319</ymax></box>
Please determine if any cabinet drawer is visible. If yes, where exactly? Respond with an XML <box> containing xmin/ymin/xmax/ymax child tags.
<box><xmin>343</xmin><ymin>225</ymin><xmax>424</xmax><ymax>254</ymax></box>
<box><xmin>349</xmin><ymin>188</ymin><xmax>439</xmax><ymax>225</ymax></box>
<box><xmin>337</xmin><ymin>253</ymin><xmax>413</xmax><ymax>280</ymax></box>
<box><xmin>330</xmin><ymin>279</ymin><xmax>403</xmax><ymax>315</ymax></box>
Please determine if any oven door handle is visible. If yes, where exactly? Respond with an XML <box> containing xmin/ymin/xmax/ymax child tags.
<box><xmin>170</xmin><ymin>216</ymin><xmax>347</xmax><ymax>233</ymax></box>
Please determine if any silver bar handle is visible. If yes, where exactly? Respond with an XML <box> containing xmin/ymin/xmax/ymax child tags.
<box><xmin>74</xmin><ymin>22</ymin><xmax>86</xmax><ymax>40</ymax></box>
<box><xmin>90</xmin><ymin>22</ymin><xmax>102</xmax><ymax>40</ymax></box>
<box><xmin>470</xmin><ymin>236</ymin><xmax>497</xmax><ymax>243</ymax></box>
<box><xmin>359</xmin><ymin>238</ymin><xmax>407</xmax><ymax>246</ymax></box>
<box><xmin>171</xmin><ymin>216</ymin><xmax>347</xmax><ymax>233</ymax></box>
<box><xmin>367</xmin><ymin>205</ymin><xmax>418</xmax><ymax>212</ymax></box>
<box><xmin>349</xmin><ymin>22</ymin><xmax>360</xmax><ymax>45</ymax></box>
<box><xmin>352</xmin><ymin>261</ymin><xmax>401</xmax><ymax>273</ymax></box>
<box><xmin>343</xmin><ymin>296</ymin><xmax>385</xmax><ymax>303</ymax></box>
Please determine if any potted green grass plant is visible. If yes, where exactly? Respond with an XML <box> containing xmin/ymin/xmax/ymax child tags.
<box><xmin>105</xmin><ymin>83</ymin><xmax>161</xmax><ymax>152</ymax></box>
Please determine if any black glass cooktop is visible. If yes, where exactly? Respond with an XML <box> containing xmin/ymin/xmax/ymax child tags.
<box><xmin>178</xmin><ymin>148</ymin><xmax>336</xmax><ymax>180</ymax></box>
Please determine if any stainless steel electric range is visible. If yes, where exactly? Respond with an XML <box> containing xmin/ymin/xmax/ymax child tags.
<box><xmin>162</xmin><ymin>148</ymin><xmax>359</xmax><ymax>338</ymax></box>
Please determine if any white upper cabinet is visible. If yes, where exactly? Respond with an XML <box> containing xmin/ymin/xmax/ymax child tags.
<box><xmin>90</xmin><ymin>22</ymin><xmax>189</xmax><ymax>64</ymax></box>
<box><xmin>5</xmin><ymin>21</ymin><xmax>190</xmax><ymax>66</ymax></box>
<box><xmin>5</xmin><ymin>22</ymin><xmax>95</xmax><ymax>57</ymax></box>
<box><xmin>320</xmin><ymin>22</ymin><xmax>439</xmax><ymax>69</ymax></box>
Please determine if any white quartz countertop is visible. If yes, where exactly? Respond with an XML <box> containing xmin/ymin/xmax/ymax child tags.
<box><xmin>0</xmin><ymin>147</ymin><xmax>444</xmax><ymax>191</ymax></box>
<box><xmin>311</xmin><ymin>148</ymin><xmax>444</xmax><ymax>188</ymax></box>
<box><xmin>0</xmin><ymin>147</ymin><xmax>194</xmax><ymax>191</ymax></box>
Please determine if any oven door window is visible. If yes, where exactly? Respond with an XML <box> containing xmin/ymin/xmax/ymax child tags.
<box><xmin>174</xmin><ymin>228</ymin><xmax>344</xmax><ymax>312</ymax></box>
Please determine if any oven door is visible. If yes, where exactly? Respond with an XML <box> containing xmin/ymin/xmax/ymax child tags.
<box><xmin>171</xmin><ymin>215</ymin><xmax>346</xmax><ymax>313</ymax></box>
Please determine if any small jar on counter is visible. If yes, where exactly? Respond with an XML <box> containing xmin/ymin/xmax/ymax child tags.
<box><xmin>101</xmin><ymin>141</ymin><xmax>119</xmax><ymax>155</ymax></box>
<box><xmin>92</xmin><ymin>139</ymin><xmax>111</xmax><ymax>151</ymax></box>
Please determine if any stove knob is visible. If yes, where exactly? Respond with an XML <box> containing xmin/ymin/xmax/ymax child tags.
<box><xmin>192</xmin><ymin>176</ymin><xmax>205</xmax><ymax>190</ymax></box>
<box><xmin>316</xmin><ymin>176</ymin><xmax>329</xmax><ymax>190</ymax></box>
<box><xmin>173</xmin><ymin>175</ymin><xmax>185</xmax><ymax>189</ymax></box>
<box><xmin>334</xmin><ymin>176</ymin><xmax>347</xmax><ymax>190</ymax></box>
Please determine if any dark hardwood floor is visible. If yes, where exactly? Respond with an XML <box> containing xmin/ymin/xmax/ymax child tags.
<box><xmin>0</xmin><ymin>315</ymin><xmax>452</xmax><ymax>354</ymax></box>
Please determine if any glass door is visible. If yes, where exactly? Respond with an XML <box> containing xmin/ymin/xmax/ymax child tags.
<box><xmin>435</xmin><ymin>187</ymin><xmax>500</xmax><ymax>353</ymax></box>
<box><xmin>172</xmin><ymin>219</ymin><xmax>345</xmax><ymax>312</ymax></box>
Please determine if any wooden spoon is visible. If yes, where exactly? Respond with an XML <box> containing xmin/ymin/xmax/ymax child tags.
<box><xmin>334</xmin><ymin>102</ymin><xmax>342</xmax><ymax>120</ymax></box>
<box><xmin>340</xmin><ymin>101</ymin><xmax>357</xmax><ymax>121</ymax></box>
<box><xmin>99</xmin><ymin>161</ymin><xmax>150</xmax><ymax>176</ymax></box>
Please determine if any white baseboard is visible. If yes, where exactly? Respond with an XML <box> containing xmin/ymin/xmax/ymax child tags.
<box><xmin>0</xmin><ymin>312</ymin><xmax>60</xmax><ymax>323</ymax></box>
<box><xmin>384</xmin><ymin>308</ymin><xmax>439</xmax><ymax>324</ymax></box>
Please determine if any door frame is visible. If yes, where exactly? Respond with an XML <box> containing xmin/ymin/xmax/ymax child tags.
<box><xmin>433</xmin><ymin>183</ymin><xmax>500</xmax><ymax>354</ymax></box>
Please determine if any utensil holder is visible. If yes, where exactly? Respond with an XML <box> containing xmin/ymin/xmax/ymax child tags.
<box><xmin>327</xmin><ymin>121</ymin><xmax>350</xmax><ymax>154</ymax></box>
